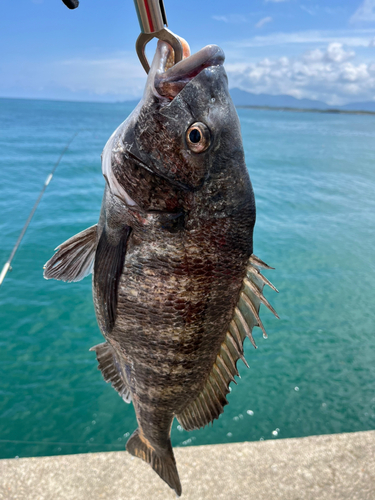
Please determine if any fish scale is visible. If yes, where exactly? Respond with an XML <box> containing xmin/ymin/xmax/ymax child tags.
<box><xmin>44</xmin><ymin>40</ymin><xmax>277</xmax><ymax>496</ymax></box>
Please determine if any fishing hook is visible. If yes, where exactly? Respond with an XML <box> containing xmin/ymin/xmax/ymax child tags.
<box><xmin>133</xmin><ymin>0</ymin><xmax>183</xmax><ymax>73</ymax></box>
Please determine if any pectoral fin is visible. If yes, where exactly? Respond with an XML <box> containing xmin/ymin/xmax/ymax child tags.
<box><xmin>94</xmin><ymin>225</ymin><xmax>131</xmax><ymax>332</ymax></box>
<box><xmin>43</xmin><ymin>225</ymin><xmax>97</xmax><ymax>282</ymax></box>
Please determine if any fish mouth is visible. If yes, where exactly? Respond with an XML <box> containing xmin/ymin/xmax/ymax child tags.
<box><xmin>150</xmin><ymin>39</ymin><xmax>225</xmax><ymax>100</ymax></box>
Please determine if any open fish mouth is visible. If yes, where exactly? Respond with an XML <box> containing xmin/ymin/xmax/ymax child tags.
<box><xmin>151</xmin><ymin>38</ymin><xmax>225</xmax><ymax>100</ymax></box>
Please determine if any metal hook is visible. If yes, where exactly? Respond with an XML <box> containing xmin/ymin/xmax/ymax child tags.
<box><xmin>60</xmin><ymin>0</ymin><xmax>183</xmax><ymax>73</ymax></box>
<box><xmin>136</xmin><ymin>28</ymin><xmax>183</xmax><ymax>74</ymax></box>
<box><xmin>133</xmin><ymin>0</ymin><xmax>183</xmax><ymax>73</ymax></box>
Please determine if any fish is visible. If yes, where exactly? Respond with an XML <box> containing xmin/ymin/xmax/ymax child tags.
<box><xmin>44</xmin><ymin>39</ymin><xmax>277</xmax><ymax>496</ymax></box>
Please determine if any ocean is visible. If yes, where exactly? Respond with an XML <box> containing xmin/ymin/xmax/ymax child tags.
<box><xmin>0</xmin><ymin>97</ymin><xmax>374</xmax><ymax>460</ymax></box>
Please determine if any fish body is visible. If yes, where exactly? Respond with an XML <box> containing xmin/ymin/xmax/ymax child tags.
<box><xmin>44</xmin><ymin>40</ymin><xmax>276</xmax><ymax>496</ymax></box>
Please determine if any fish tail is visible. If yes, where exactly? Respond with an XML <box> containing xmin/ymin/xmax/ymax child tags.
<box><xmin>126</xmin><ymin>428</ymin><xmax>182</xmax><ymax>496</ymax></box>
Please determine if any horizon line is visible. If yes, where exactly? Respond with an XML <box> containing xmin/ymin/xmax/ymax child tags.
<box><xmin>1</xmin><ymin>92</ymin><xmax>374</xmax><ymax>112</ymax></box>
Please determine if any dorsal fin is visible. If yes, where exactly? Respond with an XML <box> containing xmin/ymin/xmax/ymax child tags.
<box><xmin>176</xmin><ymin>254</ymin><xmax>277</xmax><ymax>431</ymax></box>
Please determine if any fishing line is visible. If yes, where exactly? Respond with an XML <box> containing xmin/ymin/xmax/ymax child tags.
<box><xmin>0</xmin><ymin>439</ymin><xmax>124</xmax><ymax>448</ymax></box>
<box><xmin>0</xmin><ymin>131</ymin><xmax>79</xmax><ymax>288</ymax></box>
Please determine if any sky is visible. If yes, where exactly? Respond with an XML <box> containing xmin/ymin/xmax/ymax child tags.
<box><xmin>1</xmin><ymin>0</ymin><xmax>375</xmax><ymax>104</ymax></box>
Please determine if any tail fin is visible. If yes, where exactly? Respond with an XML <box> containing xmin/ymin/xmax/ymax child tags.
<box><xmin>126</xmin><ymin>428</ymin><xmax>182</xmax><ymax>496</ymax></box>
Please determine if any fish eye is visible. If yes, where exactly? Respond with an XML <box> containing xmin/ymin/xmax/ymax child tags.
<box><xmin>189</xmin><ymin>129</ymin><xmax>201</xmax><ymax>143</ymax></box>
<box><xmin>186</xmin><ymin>122</ymin><xmax>210</xmax><ymax>153</ymax></box>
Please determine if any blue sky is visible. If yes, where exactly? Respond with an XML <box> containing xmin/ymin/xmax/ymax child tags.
<box><xmin>1</xmin><ymin>0</ymin><xmax>375</xmax><ymax>104</ymax></box>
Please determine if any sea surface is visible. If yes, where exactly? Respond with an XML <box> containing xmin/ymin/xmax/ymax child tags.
<box><xmin>0</xmin><ymin>97</ymin><xmax>374</xmax><ymax>460</ymax></box>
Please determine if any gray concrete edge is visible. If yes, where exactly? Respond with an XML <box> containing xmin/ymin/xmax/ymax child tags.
<box><xmin>0</xmin><ymin>430</ymin><xmax>374</xmax><ymax>500</ymax></box>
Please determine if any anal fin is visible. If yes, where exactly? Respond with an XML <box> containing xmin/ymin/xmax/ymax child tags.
<box><xmin>90</xmin><ymin>341</ymin><xmax>131</xmax><ymax>403</ymax></box>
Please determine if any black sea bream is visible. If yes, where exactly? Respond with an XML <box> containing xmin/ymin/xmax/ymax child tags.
<box><xmin>44</xmin><ymin>40</ymin><xmax>277</xmax><ymax>496</ymax></box>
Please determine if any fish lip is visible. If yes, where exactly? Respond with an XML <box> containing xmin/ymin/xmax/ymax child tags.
<box><xmin>160</xmin><ymin>43</ymin><xmax>225</xmax><ymax>79</ymax></box>
<box><xmin>152</xmin><ymin>42</ymin><xmax>225</xmax><ymax>99</ymax></box>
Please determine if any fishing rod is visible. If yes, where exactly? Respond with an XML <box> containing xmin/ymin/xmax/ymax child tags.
<box><xmin>60</xmin><ymin>0</ymin><xmax>183</xmax><ymax>73</ymax></box>
<box><xmin>0</xmin><ymin>132</ymin><xmax>79</xmax><ymax>288</ymax></box>
<box><xmin>2</xmin><ymin>0</ymin><xmax>180</xmax><ymax>287</ymax></box>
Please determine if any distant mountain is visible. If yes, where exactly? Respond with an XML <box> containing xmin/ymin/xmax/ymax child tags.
<box><xmin>229</xmin><ymin>88</ymin><xmax>329</xmax><ymax>110</ymax></box>
<box><xmin>229</xmin><ymin>88</ymin><xmax>375</xmax><ymax>112</ymax></box>
<box><xmin>340</xmin><ymin>101</ymin><xmax>375</xmax><ymax>112</ymax></box>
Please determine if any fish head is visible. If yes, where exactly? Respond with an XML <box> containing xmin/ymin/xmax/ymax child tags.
<box><xmin>104</xmin><ymin>40</ymin><xmax>251</xmax><ymax>215</ymax></box>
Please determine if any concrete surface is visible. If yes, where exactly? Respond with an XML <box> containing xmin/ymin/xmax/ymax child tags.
<box><xmin>0</xmin><ymin>430</ymin><xmax>374</xmax><ymax>500</ymax></box>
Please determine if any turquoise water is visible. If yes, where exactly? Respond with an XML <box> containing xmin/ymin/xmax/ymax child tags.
<box><xmin>0</xmin><ymin>98</ymin><xmax>374</xmax><ymax>460</ymax></box>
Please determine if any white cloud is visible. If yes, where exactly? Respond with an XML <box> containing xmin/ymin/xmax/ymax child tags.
<box><xmin>212</xmin><ymin>14</ymin><xmax>247</xmax><ymax>23</ymax></box>
<box><xmin>4</xmin><ymin>32</ymin><xmax>375</xmax><ymax>106</ymax></box>
<box><xmin>300</xmin><ymin>5</ymin><xmax>346</xmax><ymax>16</ymax></box>
<box><xmin>224</xmin><ymin>29</ymin><xmax>375</xmax><ymax>49</ymax></box>
<box><xmin>256</xmin><ymin>17</ymin><xmax>273</xmax><ymax>29</ymax></box>
<box><xmin>350</xmin><ymin>0</ymin><xmax>375</xmax><ymax>23</ymax></box>
<box><xmin>300</xmin><ymin>5</ymin><xmax>316</xmax><ymax>16</ymax></box>
<box><xmin>226</xmin><ymin>43</ymin><xmax>375</xmax><ymax>105</ymax></box>
<box><xmin>324</xmin><ymin>42</ymin><xmax>355</xmax><ymax>62</ymax></box>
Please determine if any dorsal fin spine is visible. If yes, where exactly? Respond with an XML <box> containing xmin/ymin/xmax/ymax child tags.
<box><xmin>244</xmin><ymin>277</ymin><xmax>279</xmax><ymax>319</ymax></box>
<box><xmin>235</xmin><ymin>305</ymin><xmax>258</xmax><ymax>349</ymax></box>
<box><xmin>191</xmin><ymin>401</ymin><xmax>202</xmax><ymax>427</ymax></box>
<box><xmin>226</xmin><ymin>331</ymin><xmax>249</xmax><ymax>368</ymax></box>
<box><xmin>188</xmin><ymin>407</ymin><xmax>198</xmax><ymax>429</ymax></box>
<box><xmin>211</xmin><ymin>373</ymin><xmax>228</xmax><ymax>402</ymax></box>
<box><xmin>178</xmin><ymin>413</ymin><xmax>189</xmax><ymax>429</ymax></box>
<box><xmin>221</xmin><ymin>343</ymin><xmax>239</xmax><ymax>377</ymax></box>
<box><xmin>213</xmin><ymin>363</ymin><xmax>229</xmax><ymax>392</ymax></box>
<box><xmin>181</xmin><ymin>408</ymin><xmax>193</xmax><ymax>429</ymax></box>
<box><xmin>204</xmin><ymin>386</ymin><xmax>220</xmax><ymax>418</ymax></box>
<box><xmin>226</xmin><ymin>330</ymin><xmax>242</xmax><ymax>356</ymax></box>
<box><xmin>239</xmin><ymin>293</ymin><xmax>267</xmax><ymax>341</ymax></box>
<box><xmin>249</xmin><ymin>254</ymin><xmax>274</xmax><ymax>269</ymax></box>
<box><xmin>195</xmin><ymin>396</ymin><xmax>207</xmax><ymax>424</ymax></box>
<box><xmin>217</xmin><ymin>354</ymin><xmax>237</xmax><ymax>384</ymax></box>
<box><xmin>229</xmin><ymin>320</ymin><xmax>244</xmax><ymax>347</ymax></box>
<box><xmin>247</xmin><ymin>265</ymin><xmax>279</xmax><ymax>293</ymax></box>
<box><xmin>196</xmin><ymin>394</ymin><xmax>208</xmax><ymax>423</ymax></box>
<box><xmin>207</xmin><ymin>378</ymin><xmax>224</xmax><ymax>410</ymax></box>
<box><xmin>200</xmin><ymin>393</ymin><xmax>213</xmax><ymax>421</ymax></box>
<box><xmin>202</xmin><ymin>389</ymin><xmax>214</xmax><ymax>418</ymax></box>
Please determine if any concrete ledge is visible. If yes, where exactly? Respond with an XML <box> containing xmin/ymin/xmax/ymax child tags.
<box><xmin>1</xmin><ymin>431</ymin><xmax>374</xmax><ymax>499</ymax></box>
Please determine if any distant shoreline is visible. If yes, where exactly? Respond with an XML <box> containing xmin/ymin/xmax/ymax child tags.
<box><xmin>2</xmin><ymin>96</ymin><xmax>375</xmax><ymax>115</ymax></box>
<box><xmin>236</xmin><ymin>105</ymin><xmax>375</xmax><ymax>116</ymax></box>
